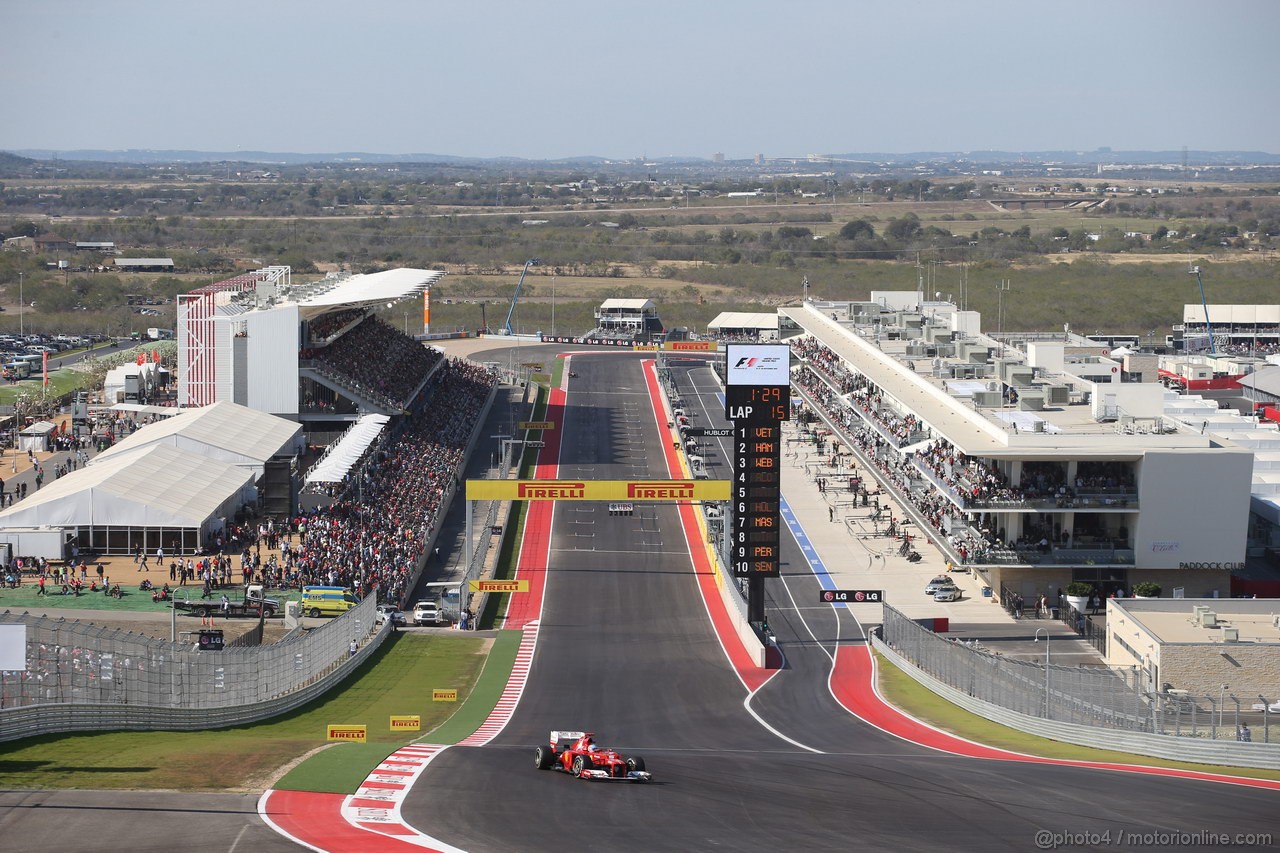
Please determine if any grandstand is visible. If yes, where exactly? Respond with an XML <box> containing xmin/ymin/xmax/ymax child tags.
<box><xmin>173</xmin><ymin>265</ymin><xmax>494</xmax><ymax>508</ymax></box>
<box><xmin>589</xmin><ymin>298</ymin><xmax>664</xmax><ymax>341</ymax></box>
<box><xmin>1180</xmin><ymin>303</ymin><xmax>1280</xmax><ymax>355</ymax></box>
<box><xmin>178</xmin><ymin>267</ymin><xmax>445</xmax><ymax>420</ymax></box>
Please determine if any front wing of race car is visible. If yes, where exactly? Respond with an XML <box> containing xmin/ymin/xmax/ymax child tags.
<box><xmin>578</xmin><ymin>767</ymin><xmax>653</xmax><ymax>782</ymax></box>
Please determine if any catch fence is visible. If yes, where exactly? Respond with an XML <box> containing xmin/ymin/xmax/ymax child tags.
<box><xmin>879</xmin><ymin>604</ymin><xmax>1280</xmax><ymax>747</ymax></box>
<box><xmin>0</xmin><ymin>595</ymin><xmax>381</xmax><ymax>741</ymax></box>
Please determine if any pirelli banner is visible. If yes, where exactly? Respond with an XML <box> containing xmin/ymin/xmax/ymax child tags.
<box><xmin>466</xmin><ymin>479</ymin><xmax>730</xmax><ymax>502</ymax></box>
<box><xmin>327</xmin><ymin>724</ymin><xmax>367</xmax><ymax>742</ymax></box>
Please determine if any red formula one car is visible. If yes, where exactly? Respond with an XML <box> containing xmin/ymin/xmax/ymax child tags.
<box><xmin>533</xmin><ymin>731</ymin><xmax>652</xmax><ymax>782</ymax></box>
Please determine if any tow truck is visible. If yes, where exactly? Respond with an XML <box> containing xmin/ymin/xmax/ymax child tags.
<box><xmin>173</xmin><ymin>584</ymin><xmax>282</xmax><ymax>618</ymax></box>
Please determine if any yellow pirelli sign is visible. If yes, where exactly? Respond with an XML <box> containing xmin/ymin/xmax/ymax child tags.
<box><xmin>433</xmin><ymin>689</ymin><xmax>459</xmax><ymax>702</ymax></box>
<box><xmin>327</xmin><ymin>724</ymin><xmax>367</xmax><ymax>742</ymax></box>
<box><xmin>390</xmin><ymin>715</ymin><xmax>421</xmax><ymax>731</ymax></box>
<box><xmin>632</xmin><ymin>344</ymin><xmax>659</xmax><ymax>351</ymax></box>
<box><xmin>665</xmin><ymin>340</ymin><xmax>718</xmax><ymax>352</ymax></box>
<box><xmin>465</xmin><ymin>479</ymin><xmax>730</xmax><ymax>502</ymax></box>
<box><xmin>469</xmin><ymin>579</ymin><xmax>530</xmax><ymax>593</ymax></box>
<box><xmin>520</xmin><ymin>421</ymin><xmax>555</xmax><ymax>430</ymax></box>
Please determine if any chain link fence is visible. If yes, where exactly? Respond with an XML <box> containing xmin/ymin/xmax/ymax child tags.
<box><xmin>881</xmin><ymin>604</ymin><xmax>1148</xmax><ymax>729</ymax></box>
<box><xmin>0</xmin><ymin>595</ymin><xmax>377</xmax><ymax>719</ymax></box>
<box><xmin>880</xmin><ymin>604</ymin><xmax>1279</xmax><ymax>744</ymax></box>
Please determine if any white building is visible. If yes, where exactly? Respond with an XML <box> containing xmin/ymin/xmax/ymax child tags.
<box><xmin>176</xmin><ymin>266</ymin><xmax>443</xmax><ymax>419</ymax></box>
<box><xmin>1181</xmin><ymin>303</ymin><xmax>1280</xmax><ymax>353</ymax></box>
<box><xmin>782</xmin><ymin>296</ymin><xmax>1253</xmax><ymax>604</ymax></box>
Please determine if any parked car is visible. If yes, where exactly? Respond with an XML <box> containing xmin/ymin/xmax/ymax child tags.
<box><xmin>933</xmin><ymin>587</ymin><xmax>962</xmax><ymax>602</ymax></box>
<box><xmin>925</xmin><ymin>576</ymin><xmax>959</xmax><ymax>596</ymax></box>
<box><xmin>413</xmin><ymin>600</ymin><xmax>442</xmax><ymax>626</ymax></box>
<box><xmin>376</xmin><ymin>604</ymin><xmax>406</xmax><ymax>626</ymax></box>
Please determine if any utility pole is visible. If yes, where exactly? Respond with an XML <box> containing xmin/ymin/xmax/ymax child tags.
<box><xmin>996</xmin><ymin>280</ymin><xmax>1011</xmax><ymax>355</ymax></box>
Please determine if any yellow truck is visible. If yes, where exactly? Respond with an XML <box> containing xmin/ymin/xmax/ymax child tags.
<box><xmin>300</xmin><ymin>585</ymin><xmax>359</xmax><ymax>617</ymax></box>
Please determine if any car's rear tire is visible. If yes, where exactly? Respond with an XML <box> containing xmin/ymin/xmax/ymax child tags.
<box><xmin>572</xmin><ymin>754</ymin><xmax>590</xmax><ymax>776</ymax></box>
<box><xmin>534</xmin><ymin>746</ymin><xmax>553</xmax><ymax>770</ymax></box>
<box><xmin>309</xmin><ymin>607</ymin><xmax>321</xmax><ymax>618</ymax></box>
<box><xmin>626</xmin><ymin>756</ymin><xmax>645</xmax><ymax>773</ymax></box>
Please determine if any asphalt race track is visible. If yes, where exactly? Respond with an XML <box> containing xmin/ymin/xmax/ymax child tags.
<box><xmin>0</xmin><ymin>789</ymin><xmax>302</xmax><ymax>853</ymax></box>
<box><xmin>398</xmin><ymin>352</ymin><xmax>1277</xmax><ymax>852</ymax></box>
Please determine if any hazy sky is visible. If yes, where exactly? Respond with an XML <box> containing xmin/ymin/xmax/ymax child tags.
<box><xmin>3</xmin><ymin>0</ymin><xmax>1277</xmax><ymax>159</ymax></box>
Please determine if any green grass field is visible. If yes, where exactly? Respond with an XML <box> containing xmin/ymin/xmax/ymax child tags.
<box><xmin>0</xmin><ymin>633</ymin><xmax>491</xmax><ymax>791</ymax></box>
<box><xmin>273</xmin><ymin>630</ymin><xmax>520</xmax><ymax>794</ymax></box>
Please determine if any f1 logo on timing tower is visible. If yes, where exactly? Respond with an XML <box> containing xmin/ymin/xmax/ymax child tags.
<box><xmin>820</xmin><ymin>589</ymin><xmax>883</xmax><ymax>603</ymax></box>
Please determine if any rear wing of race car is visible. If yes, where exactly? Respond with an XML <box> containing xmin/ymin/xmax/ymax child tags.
<box><xmin>549</xmin><ymin>730</ymin><xmax>589</xmax><ymax>748</ymax></box>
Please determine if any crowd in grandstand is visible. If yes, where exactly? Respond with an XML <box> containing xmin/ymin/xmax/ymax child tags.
<box><xmin>244</xmin><ymin>358</ymin><xmax>495</xmax><ymax>606</ymax></box>
<box><xmin>792</xmin><ymin>339</ymin><xmax>927</xmax><ymax>448</ymax></box>
<box><xmin>792</xmin><ymin>335</ymin><xmax>1136</xmax><ymax>565</ymax></box>
<box><xmin>307</xmin><ymin>308</ymin><xmax>365</xmax><ymax>342</ymax></box>
<box><xmin>305</xmin><ymin>317</ymin><xmax>444</xmax><ymax>410</ymax></box>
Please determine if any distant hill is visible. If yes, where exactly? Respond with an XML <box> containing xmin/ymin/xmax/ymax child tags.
<box><xmin>0</xmin><ymin>150</ymin><xmax>37</xmax><ymax>173</ymax></box>
<box><xmin>4</xmin><ymin>149</ymin><xmax>610</xmax><ymax>166</ymax></box>
<box><xmin>827</xmin><ymin>150</ymin><xmax>1280</xmax><ymax>166</ymax></box>
<box><xmin>7</xmin><ymin>147</ymin><xmax>1279</xmax><ymax>168</ymax></box>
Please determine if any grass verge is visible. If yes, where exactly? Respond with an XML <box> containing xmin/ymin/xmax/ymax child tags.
<box><xmin>874</xmin><ymin>650</ymin><xmax>1280</xmax><ymax>781</ymax></box>
<box><xmin>271</xmin><ymin>629</ymin><xmax>520</xmax><ymax>794</ymax></box>
<box><xmin>0</xmin><ymin>632</ymin><xmax>489</xmax><ymax>791</ymax></box>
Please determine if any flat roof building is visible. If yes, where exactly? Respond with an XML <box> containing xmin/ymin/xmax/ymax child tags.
<box><xmin>1106</xmin><ymin>597</ymin><xmax>1280</xmax><ymax>701</ymax></box>
<box><xmin>592</xmin><ymin>298</ymin><xmax>662</xmax><ymax>341</ymax></box>
<box><xmin>113</xmin><ymin>258</ymin><xmax>174</xmax><ymax>271</ymax></box>
<box><xmin>781</xmin><ymin>296</ymin><xmax>1253</xmax><ymax>607</ymax></box>
<box><xmin>707</xmin><ymin>311</ymin><xmax>784</xmax><ymax>341</ymax></box>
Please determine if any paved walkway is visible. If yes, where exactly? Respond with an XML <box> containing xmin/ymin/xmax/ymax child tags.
<box><xmin>774</xmin><ymin>418</ymin><xmax>1101</xmax><ymax>666</ymax></box>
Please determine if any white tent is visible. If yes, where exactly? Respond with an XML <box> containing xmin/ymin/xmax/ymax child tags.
<box><xmin>103</xmin><ymin>362</ymin><xmax>160</xmax><ymax>404</ymax></box>
<box><xmin>18</xmin><ymin>421</ymin><xmax>57</xmax><ymax>453</ymax></box>
<box><xmin>93</xmin><ymin>400</ymin><xmax>302</xmax><ymax>475</ymax></box>
<box><xmin>0</xmin><ymin>443</ymin><xmax>254</xmax><ymax>531</ymax></box>
<box><xmin>707</xmin><ymin>311</ymin><xmax>780</xmax><ymax>336</ymax></box>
